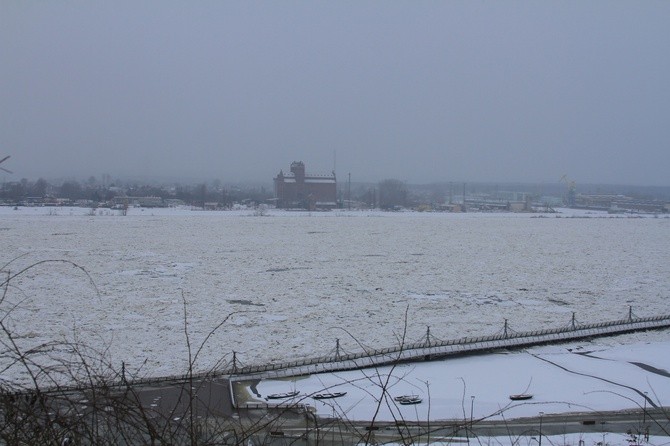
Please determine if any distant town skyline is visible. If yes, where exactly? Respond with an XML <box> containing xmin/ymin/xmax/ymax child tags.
<box><xmin>3</xmin><ymin>2</ymin><xmax>669</xmax><ymax>186</ymax></box>
<box><xmin>4</xmin><ymin>167</ymin><xmax>670</xmax><ymax>201</ymax></box>
<box><xmin>2</xmin><ymin>156</ymin><xmax>670</xmax><ymax>192</ymax></box>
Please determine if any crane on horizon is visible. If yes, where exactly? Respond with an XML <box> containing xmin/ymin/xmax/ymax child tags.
<box><xmin>0</xmin><ymin>156</ymin><xmax>12</xmax><ymax>174</ymax></box>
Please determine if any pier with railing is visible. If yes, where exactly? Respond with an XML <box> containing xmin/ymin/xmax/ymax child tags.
<box><xmin>226</xmin><ymin>310</ymin><xmax>670</xmax><ymax>382</ymax></box>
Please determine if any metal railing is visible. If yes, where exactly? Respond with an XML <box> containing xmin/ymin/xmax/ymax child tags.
<box><xmin>227</xmin><ymin>313</ymin><xmax>670</xmax><ymax>381</ymax></box>
<box><xmin>21</xmin><ymin>312</ymin><xmax>670</xmax><ymax>395</ymax></box>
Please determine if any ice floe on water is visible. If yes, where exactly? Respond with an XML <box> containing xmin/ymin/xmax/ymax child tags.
<box><xmin>1</xmin><ymin>206</ymin><xmax>669</xmax><ymax>388</ymax></box>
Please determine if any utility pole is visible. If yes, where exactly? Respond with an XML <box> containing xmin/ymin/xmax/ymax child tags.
<box><xmin>348</xmin><ymin>173</ymin><xmax>351</xmax><ymax>210</ymax></box>
<box><xmin>462</xmin><ymin>182</ymin><xmax>467</xmax><ymax>211</ymax></box>
<box><xmin>470</xmin><ymin>395</ymin><xmax>475</xmax><ymax>427</ymax></box>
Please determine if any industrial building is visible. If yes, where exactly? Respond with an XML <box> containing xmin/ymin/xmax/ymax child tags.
<box><xmin>273</xmin><ymin>161</ymin><xmax>337</xmax><ymax>210</ymax></box>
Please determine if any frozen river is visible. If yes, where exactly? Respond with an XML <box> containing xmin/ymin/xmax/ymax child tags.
<box><xmin>1</xmin><ymin>207</ymin><xmax>669</xmax><ymax>383</ymax></box>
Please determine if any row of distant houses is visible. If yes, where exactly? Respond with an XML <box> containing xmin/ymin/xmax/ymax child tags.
<box><xmin>6</xmin><ymin>161</ymin><xmax>667</xmax><ymax>213</ymax></box>
<box><xmin>6</xmin><ymin>161</ymin><xmax>338</xmax><ymax>210</ymax></box>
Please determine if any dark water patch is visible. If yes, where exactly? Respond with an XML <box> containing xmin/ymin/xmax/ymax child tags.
<box><xmin>266</xmin><ymin>267</ymin><xmax>311</xmax><ymax>272</ymax></box>
<box><xmin>568</xmin><ymin>347</ymin><xmax>600</xmax><ymax>361</ymax></box>
<box><xmin>629</xmin><ymin>362</ymin><xmax>670</xmax><ymax>378</ymax></box>
<box><xmin>571</xmin><ymin>351</ymin><xmax>608</xmax><ymax>359</ymax></box>
<box><xmin>226</xmin><ymin>299</ymin><xmax>265</xmax><ymax>307</ymax></box>
<box><xmin>361</xmin><ymin>254</ymin><xmax>385</xmax><ymax>257</ymax></box>
<box><xmin>548</xmin><ymin>298</ymin><xmax>570</xmax><ymax>306</ymax></box>
<box><xmin>307</xmin><ymin>231</ymin><xmax>327</xmax><ymax>234</ymax></box>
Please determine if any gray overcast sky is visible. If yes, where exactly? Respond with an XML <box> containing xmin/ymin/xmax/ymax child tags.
<box><xmin>2</xmin><ymin>1</ymin><xmax>669</xmax><ymax>186</ymax></box>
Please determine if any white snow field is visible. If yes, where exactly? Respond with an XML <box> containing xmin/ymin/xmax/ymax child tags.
<box><xmin>1</xmin><ymin>206</ymin><xmax>669</xmax><ymax>397</ymax></box>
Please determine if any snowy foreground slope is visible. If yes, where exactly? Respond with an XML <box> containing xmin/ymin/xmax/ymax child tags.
<box><xmin>1</xmin><ymin>207</ymin><xmax>669</xmax><ymax>392</ymax></box>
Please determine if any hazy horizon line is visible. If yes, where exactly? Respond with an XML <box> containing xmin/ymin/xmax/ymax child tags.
<box><xmin>2</xmin><ymin>172</ymin><xmax>669</xmax><ymax>193</ymax></box>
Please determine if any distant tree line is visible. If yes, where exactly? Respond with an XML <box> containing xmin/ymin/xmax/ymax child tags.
<box><xmin>0</xmin><ymin>177</ymin><xmax>273</xmax><ymax>208</ymax></box>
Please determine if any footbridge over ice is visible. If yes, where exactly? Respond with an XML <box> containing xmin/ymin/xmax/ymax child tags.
<box><xmin>12</xmin><ymin>311</ymin><xmax>670</xmax><ymax>399</ymax></box>
<box><xmin>227</xmin><ymin>311</ymin><xmax>670</xmax><ymax>383</ymax></box>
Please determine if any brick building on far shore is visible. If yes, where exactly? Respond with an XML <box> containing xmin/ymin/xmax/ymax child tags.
<box><xmin>274</xmin><ymin>161</ymin><xmax>337</xmax><ymax>210</ymax></box>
